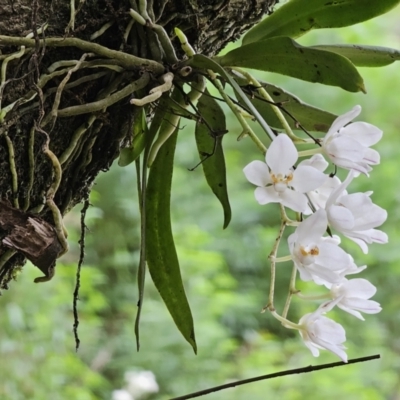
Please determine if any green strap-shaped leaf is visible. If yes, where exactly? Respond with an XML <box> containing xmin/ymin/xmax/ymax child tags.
<box><xmin>118</xmin><ymin>108</ymin><xmax>147</xmax><ymax>167</ymax></box>
<box><xmin>243</xmin><ymin>0</ymin><xmax>400</xmax><ymax>43</ymax></box>
<box><xmin>234</xmin><ymin>77</ymin><xmax>337</xmax><ymax>133</ymax></box>
<box><xmin>145</xmin><ymin>124</ymin><xmax>197</xmax><ymax>353</ymax></box>
<box><xmin>134</xmin><ymin>101</ymin><xmax>168</xmax><ymax>350</ymax></box>
<box><xmin>311</xmin><ymin>44</ymin><xmax>400</xmax><ymax>67</ymax></box>
<box><xmin>216</xmin><ymin>37</ymin><xmax>365</xmax><ymax>93</ymax></box>
<box><xmin>195</xmin><ymin>91</ymin><xmax>231</xmax><ymax>229</ymax></box>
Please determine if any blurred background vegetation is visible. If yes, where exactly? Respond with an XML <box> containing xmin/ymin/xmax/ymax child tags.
<box><xmin>1</xmin><ymin>7</ymin><xmax>400</xmax><ymax>400</ymax></box>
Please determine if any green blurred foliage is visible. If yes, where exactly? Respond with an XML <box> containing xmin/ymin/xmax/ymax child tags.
<box><xmin>1</xmin><ymin>7</ymin><xmax>400</xmax><ymax>400</ymax></box>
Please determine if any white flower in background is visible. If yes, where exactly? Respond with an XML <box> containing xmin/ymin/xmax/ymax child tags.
<box><xmin>124</xmin><ymin>370</ymin><xmax>159</xmax><ymax>398</ymax></box>
<box><xmin>322</xmin><ymin>105</ymin><xmax>382</xmax><ymax>175</ymax></box>
<box><xmin>288</xmin><ymin>209</ymin><xmax>359</xmax><ymax>285</ymax></box>
<box><xmin>298</xmin><ymin>299</ymin><xmax>347</xmax><ymax>362</ymax></box>
<box><xmin>327</xmin><ymin>278</ymin><xmax>382</xmax><ymax>320</ymax></box>
<box><xmin>243</xmin><ymin>134</ymin><xmax>327</xmax><ymax>212</ymax></box>
<box><xmin>326</xmin><ymin>171</ymin><xmax>388</xmax><ymax>253</ymax></box>
<box><xmin>112</xmin><ymin>390</ymin><xmax>133</xmax><ymax>400</ymax></box>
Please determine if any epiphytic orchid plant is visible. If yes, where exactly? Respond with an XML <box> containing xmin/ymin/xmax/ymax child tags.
<box><xmin>0</xmin><ymin>0</ymin><xmax>397</xmax><ymax>365</ymax></box>
<box><xmin>118</xmin><ymin>0</ymin><xmax>397</xmax><ymax>360</ymax></box>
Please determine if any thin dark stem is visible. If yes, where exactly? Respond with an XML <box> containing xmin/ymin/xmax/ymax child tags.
<box><xmin>73</xmin><ymin>198</ymin><xmax>90</xmax><ymax>351</ymax></box>
<box><xmin>169</xmin><ymin>355</ymin><xmax>380</xmax><ymax>400</ymax></box>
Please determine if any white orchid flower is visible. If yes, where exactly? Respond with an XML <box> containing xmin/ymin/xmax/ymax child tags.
<box><xmin>124</xmin><ymin>370</ymin><xmax>159</xmax><ymax>397</ymax></box>
<box><xmin>327</xmin><ymin>278</ymin><xmax>382</xmax><ymax>320</ymax></box>
<box><xmin>322</xmin><ymin>105</ymin><xmax>382</xmax><ymax>175</ymax></box>
<box><xmin>326</xmin><ymin>171</ymin><xmax>388</xmax><ymax>253</ymax></box>
<box><xmin>288</xmin><ymin>209</ymin><xmax>359</xmax><ymax>285</ymax></box>
<box><xmin>243</xmin><ymin>134</ymin><xmax>326</xmax><ymax>212</ymax></box>
<box><xmin>298</xmin><ymin>299</ymin><xmax>348</xmax><ymax>362</ymax></box>
<box><xmin>298</xmin><ymin>155</ymin><xmax>342</xmax><ymax>214</ymax></box>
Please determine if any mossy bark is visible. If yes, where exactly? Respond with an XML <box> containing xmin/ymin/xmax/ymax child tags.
<box><xmin>0</xmin><ymin>0</ymin><xmax>277</xmax><ymax>287</ymax></box>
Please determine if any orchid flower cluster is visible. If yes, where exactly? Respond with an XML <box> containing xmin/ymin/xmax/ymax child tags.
<box><xmin>243</xmin><ymin>105</ymin><xmax>386</xmax><ymax>362</ymax></box>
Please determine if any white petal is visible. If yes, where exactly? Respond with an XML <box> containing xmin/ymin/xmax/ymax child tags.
<box><xmin>296</xmin><ymin>209</ymin><xmax>328</xmax><ymax>242</ymax></box>
<box><xmin>327</xmin><ymin>156</ymin><xmax>371</xmax><ymax>175</ymax></box>
<box><xmin>341</xmin><ymin>298</ymin><xmax>382</xmax><ymax>314</ymax></box>
<box><xmin>300</xmin><ymin>332</ymin><xmax>321</xmax><ymax>357</ymax></box>
<box><xmin>266</xmin><ymin>134</ymin><xmax>298</xmax><ymax>175</ymax></box>
<box><xmin>287</xmin><ymin>233</ymin><xmax>296</xmax><ymax>251</ymax></box>
<box><xmin>341</xmin><ymin>278</ymin><xmax>377</xmax><ymax>298</ymax></box>
<box><xmin>343</xmin><ymin>264</ymin><xmax>367</xmax><ymax>276</ymax></box>
<box><xmin>298</xmin><ymin>154</ymin><xmax>329</xmax><ymax>171</ymax></box>
<box><xmin>339</xmin><ymin>194</ymin><xmax>387</xmax><ymax>230</ymax></box>
<box><xmin>317</xmin><ymin>297</ymin><xmax>343</xmax><ymax>314</ymax></box>
<box><xmin>363</xmin><ymin>148</ymin><xmax>380</xmax><ymax>165</ymax></box>
<box><xmin>339</xmin><ymin>193</ymin><xmax>373</xmax><ymax>217</ymax></box>
<box><xmin>313</xmin><ymin>316</ymin><xmax>346</xmax><ymax>342</ymax></box>
<box><xmin>300</xmin><ymin>302</ymin><xmax>338</xmax><ymax>323</ymax></box>
<box><xmin>327</xmin><ymin>105</ymin><xmax>361</xmax><ymax>137</ymax></box>
<box><xmin>322</xmin><ymin>234</ymin><xmax>341</xmax><ymax>246</ymax></box>
<box><xmin>254</xmin><ymin>186</ymin><xmax>280</xmax><ymax>205</ymax></box>
<box><xmin>243</xmin><ymin>160</ymin><xmax>271</xmax><ymax>186</ymax></box>
<box><xmin>370</xmin><ymin>229</ymin><xmax>389</xmax><ymax>244</ymax></box>
<box><xmin>280</xmin><ymin>190</ymin><xmax>308</xmax><ymax>212</ymax></box>
<box><xmin>345</xmin><ymin>229</ymin><xmax>388</xmax><ymax>253</ymax></box>
<box><xmin>308</xmin><ymin>265</ymin><xmax>343</xmax><ymax>285</ymax></box>
<box><xmin>322</xmin><ymin>344</ymin><xmax>348</xmax><ymax>363</ymax></box>
<box><xmin>327</xmin><ymin>205</ymin><xmax>355</xmax><ymax>230</ymax></box>
<box><xmin>346</xmin><ymin>236</ymin><xmax>369</xmax><ymax>254</ymax></box>
<box><xmin>353</xmin><ymin>206</ymin><xmax>387</xmax><ymax>231</ymax></box>
<box><xmin>341</xmin><ymin>121</ymin><xmax>383</xmax><ymax>146</ymax></box>
<box><xmin>296</xmin><ymin>263</ymin><xmax>314</xmax><ymax>282</ymax></box>
<box><xmin>337</xmin><ymin>305</ymin><xmax>365</xmax><ymax>320</ymax></box>
<box><xmin>291</xmin><ymin>166</ymin><xmax>327</xmax><ymax>193</ymax></box>
<box><xmin>317</xmin><ymin>243</ymin><xmax>353</xmax><ymax>271</ymax></box>
<box><xmin>326</xmin><ymin>135</ymin><xmax>364</xmax><ymax>162</ymax></box>
<box><xmin>326</xmin><ymin>170</ymin><xmax>355</xmax><ymax>208</ymax></box>
<box><xmin>347</xmin><ymin>228</ymin><xmax>388</xmax><ymax>244</ymax></box>
<box><xmin>310</xmin><ymin>318</ymin><xmax>348</xmax><ymax>362</ymax></box>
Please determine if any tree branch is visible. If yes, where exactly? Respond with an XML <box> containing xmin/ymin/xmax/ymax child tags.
<box><xmin>169</xmin><ymin>355</ymin><xmax>380</xmax><ymax>400</ymax></box>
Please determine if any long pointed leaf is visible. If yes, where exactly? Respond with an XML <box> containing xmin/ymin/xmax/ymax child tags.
<box><xmin>311</xmin><ymin>44</ymin><xmax>400</xmax><ymax>67</ymax></box>
<box><xmin>195</xmin><ymin>91</ymin><xmax>231</xmax><ymax>229</ymax></box>
<box><xmin>243</xmin><ymin>0</ymin><xmax>400</xmax><ymax>43</ymax></box>
<box><xmin>233</xmin><ymin>77</ymin><xmax>337</xmax><ymax>132</ymax></box>
<box><xmin>135</xmin><ymin>102</ymin><xmax>168</xmax><ymax>350</ymax></box>
<box><xmin>145</xmin><ymin>123</ymin><xmax>197</xmax><ymax>353</ymax></box>
<box><xmin>217</xmin><ymin>37</ymin><xmax>365</xmax><ymax>93</ymax></box>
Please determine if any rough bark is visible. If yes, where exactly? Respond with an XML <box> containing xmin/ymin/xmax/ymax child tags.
<box><xmin>0</xmin><ymin>0</ymin><xmax>277</xmax><ymax>288</ymax></box>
